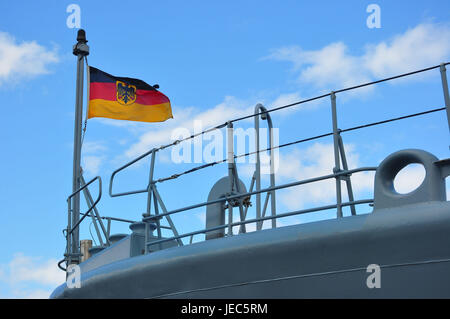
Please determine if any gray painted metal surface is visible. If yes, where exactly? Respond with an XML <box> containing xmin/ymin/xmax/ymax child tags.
<box><xmin>52</xmin><ymin>200</ymin><xmax>450</xmax><ymax>298</ymax></box>
<box><xmin>205</xmin><ymin>176</ymin><xmax>247</xmax><ymax>240</ymax></box>
<box><xmin>374</xmin><ymin>149</ymin><xmax>446</xmax><ymax>209</ymax></box>
<box><xmin>254</xmin><ymin>103</ymin><xmax>277</xmax><ymax>230</ymax></box>
<box><xmin>330</xmin><ymin>92</ymin><xmax>343</xmax><ymax>218</ymax></box>
<box><xmin>440</xmin><ymin>63</ymin><xmax>450</xmax><ymax>132</ymax></box>
<box><xmin>71</xmin><ymin>30</ymin><xmax>89</xmax><ymax>262</ymax></box>
<box><xmin>52</xmin><ymin>149</ymin><xmax>450</xmax><ymax>298</ymax></box>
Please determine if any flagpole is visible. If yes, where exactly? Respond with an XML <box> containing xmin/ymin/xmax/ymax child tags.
<box><xmin>71</xmin><ymin>29</ymin><xmax>89</xmax><ymax>263</ymax></box>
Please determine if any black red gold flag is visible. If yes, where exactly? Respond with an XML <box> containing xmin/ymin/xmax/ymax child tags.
<box><xmin>88</xmin><ymin>67</ymin><xmax>173</xmax><ymax>123</ymax></box>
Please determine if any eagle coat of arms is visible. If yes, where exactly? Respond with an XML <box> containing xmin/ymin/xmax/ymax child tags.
<box><xmin>116</xmin><ymin>81</ymin><xmax>137</xmax><ymax>105</ymax></box>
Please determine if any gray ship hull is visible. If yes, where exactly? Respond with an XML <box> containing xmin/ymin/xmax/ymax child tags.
<box><xmin>51</xmin><ymin>200</ymin><xmax>450</xmax><ymax>299</ymax></box>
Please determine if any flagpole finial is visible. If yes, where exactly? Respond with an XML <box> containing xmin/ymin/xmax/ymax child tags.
<box><xmin>76</xmin><ymin>29</ymin><xmax>87</xmax><ymax>44</ymax></box>
<box><xmin>73</xmin><ymin>29</ymin><xmax>89</xmax><ymax>56</ymax></box>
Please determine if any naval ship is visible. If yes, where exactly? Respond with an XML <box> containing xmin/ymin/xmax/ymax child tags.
<box><xmin>51</xmin><ymin>30</ymin><xmax>450</xmax><ymax>298</ymax></box>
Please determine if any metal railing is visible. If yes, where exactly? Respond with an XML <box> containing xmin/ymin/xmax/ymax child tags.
<box><xmin>144</xmin><ymin>168</ymin><xmax>377</xmax><ymax>249</ymax></box>
<box><xmin>62</xmin><ymin>62</ymin><xmax>450</xmax><ymax>266</ymax></box>
<box><xmin>64</xmin><ymin>176</ymin><xmax>102</xmax><ymax>266</ymax></box>
<box><xmin>107</xmin><ymin>62</ymin><xmax>450</xmax><ymax>253</ymax></box>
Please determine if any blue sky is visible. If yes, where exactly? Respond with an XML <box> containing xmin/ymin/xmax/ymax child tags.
<box><xmin>0</xmin><ymin>0</ymin><xmax>449</xmax><ymax>298</ymax></box>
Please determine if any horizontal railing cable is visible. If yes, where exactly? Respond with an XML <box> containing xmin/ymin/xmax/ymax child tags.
<box><xmin>157</xmin><ymin>123</ymin><xmax>228</xmax><ymax>152</ymax></box>
<box><xmin>154</xmin><ymin>63</ymin><xmax>449</xmax><ymax>152</ymax></box>
<box><xmin>146</xmin><ymin>199</ymin><xmax>374</xmax><ymax>247</ymax></box>
<box><xmin>228</xmin><ymin>64</ymin><xmax>449</xmax><ymax>124</ymax></box>
<box><xmin>146</xmin><ymin>167</ymin><xmax>377</xmax><ymax>221</ymax></box>
<box><xmin>155</xmin><ymin>106</ymin><xmax>445</xmax><ymax>183</ymax></box>
<box><xmin>340</xmin><ymin>107</ymin><xmax>445</xmax><ymax>133</ymax></box>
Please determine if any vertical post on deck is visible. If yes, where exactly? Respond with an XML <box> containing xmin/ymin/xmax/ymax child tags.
<box><xmin>232</xmin><ymin>163</ymin><xmax>246</xmax><ymax>234</ymax></box>
<box><xmin>145</xmin><ymin>149</ymin><xmax>156</xmax><ymax>217</ymax></box>
<box><xmin>227</xmin><ymin>122</ymin><xmax>234</xmax><ymax>236</ymax></box>
<box><xmin>66</xmin><ymin>200</ymin><xmax>72</xmax><ymax>267</ymax></box>
<box><xmin>337</xmin><ymin>135</ymin><xmax>356</xmax><ymax>216</ymax></box>
<box><xmin>254</xmin><ymin>103</ymin><xmax>277</xmax><ymax>230</ymax></box>
<box><xmin>254</xmin><ymin>105</ymin><xmax>262</xmax><ymax>230</ymax></box>
<box><xmin>330</xmin><ymin>92</ymin><xmax>343</xmax><ymax>218</ymax></box>
<box><xmin>71</xmin><ymin>29</ymin><xmax>89</xmax><ymax>262</ymax></box>
<box><xmin>267</xmin><ymin>113</ymin><xmax>277</xmax><ymax>229</ymax></box>
<box><xmin>439</xmin><ymin>63</ymin><xmax>450</xmax><ymax>133</ymax></box>
<box><xmin>153</xmin><ymin>186</ymin><xmax>183</xmax><ymax>246</ymax></box>
<box><xmin>152</xmin><ymin>188</ymin><xmax>163</xmax><ymax>251</ymax></box>
<box><xmin>144</xmin><ymin>149</ymin><xmax>160</xmax><ymax>254</ymax></box>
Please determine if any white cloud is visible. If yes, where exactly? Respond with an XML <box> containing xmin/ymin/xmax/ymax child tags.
<box><xmin>276</xmin><ymin>42</ymin><xmax>371</xmax><ymax>89</ymax></box>
<box><xmin>273</xmin><ymin>143</ymin><xmax>374</xmax><ymax>210</ymax></box>
<box><xmin>82</xmin><ymin>141</ymin><xmax>107</xmax><ymax>154</ymax></box>
<box><xmin>109</xmin><ymin>22</ymin><xmax>450</xmax><ymax>169</ymax></box>
<box><xmin>266</xmin><ymin>23</ymin><xmax>450</xmax><ymax>92</ymax></box>
<box><xmin>269</xmin><ymin>92</ymin><xmax>320</xmax><ymax>116</ymax></box>
<box><xmin>7</xmin><ymin>253</ymin><xmax>64</xmax><ymax>286</ymax></box>
<box><xmin>81</xmin><ymin>141</ymin><xmax>107</xmax><ymax>176</ymax></box>
<box><xmin>0</xmin><ymin>31</ymin><xmax>59</xmax><ymax>84</ymax></box>
<box><xmin>14</xmin><ymin>289</ymin><xmax>53</xmax><ymax>299</ymax></box>
<box><xmin>393</xmin><ymin>164</ymin><xmax>426</xmax><ymax>194</ymax></box>
<box><xmin>364</xmin><ymin>23</ymin><xmax>450</xmax><ymax>78</ymax></box>
<box><xmin>82</xmin><ymin>155</ymin><xmax>104</xmax><ymax>176</ymax></box>
<box><xmin>271</xmin><ymin>92</ymin><xmax>302</xmax><ymax>109</ymax></box>
<box><xmin>0</xmin><ymin>253</ymin><xmax>65</xmax><ymax>299</ymax></box>
<box><xmin>124</xmin><ymin>96</ymin><xmax>254</xmax><ymax>159</ymax></box>
<box><xmin>123</xmin><ymin>91</ymin><xmax>321</xmax><ymax>161</ymax></box>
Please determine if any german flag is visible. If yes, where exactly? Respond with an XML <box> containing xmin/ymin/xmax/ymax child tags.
<box><xmin>87</xmin><ymin>67</ymin><xmax>173</xmax><ymax>123</ymax></box>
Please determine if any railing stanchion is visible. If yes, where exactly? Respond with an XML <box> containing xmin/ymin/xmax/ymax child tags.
<box><xmin>144</xmin><ymin>149</ymin><xmax>156</xmax><ymax>254</ymax></box>
<box><xmin>331</xmin><ymin>92</ymin><xmax>343</xmax><ymax>218</ymax></box>
<box><xmin>227</xmin><ymin>121</ymin><xmax>234</xmax><ymax>236</ymax></box>
<box><xmin>81</xmin><ymin>174</ymin><xmax>110</xmax><ymax>246</ymax></box>
<box><xmin>106</xmin><ymin>218</ymin><xmax>111</xmax><ymax>239</ymax></box>
<box><xmin>268</xmin><ymin>117</ymin><xmax>277</xmax><ymax>229</ymax></box>
<box><xmin>262</xmin><ymin>192</ymin><xmax>270</xmax><ymax>219</ymax></box>
<box><xmin>232</xmin><ymin>162</ymin><xmax>246</xmax><ymax>234</ymax></box>
<box><xmin>254</xmin><ymin>106</ymin><xmax>262</xmax><ymax>230</ymax></box>
<box><xmin>146</xmin><ymin>149</ymin><xmax>156</xmax><ymax>215</ymax></box>
<box><xmin>153</xmin><ymin>186</ymin><xmax>183</xmax><ymax>246</ymax></box>
<box><xmin>338</xmin><ymin>135</ymin><xmax>356</xmax><ymax>215</ymax></box>
<box><xmin>67</xmin><ymin>199</ymin><xmax>72</xmax><ymax>267</ymax></box>
<box><xmin>152</xmin><ymin>186</ymin><xmax>163</xmax><ymax>251</ymax></box>
<box><xmin>81</xmin><ymin>189</ymin><xmax>104</xmax><ymax>246</ymax></box>
<box><xmin>254</xmin><ymin>104</ymin><xmax>277</xmax><ymax>229</ymax></box>
<box><xmin>65</xmin><ymin>176</ymin><xmax>102</xmax><ymax>266</ymax></box>
<box><xmin>68</xmin><ymin>177</ymin><xmax>102</xmax><ymax>237</ymax></box>
<box><xmin>439</xmin><ymin>63</ymin><xmax>450</xmax><ymax>133</ymax></box>
<box><xmin>243</xmin><ymin>172</ymin><xmax>256</xmax><ymax>220</ymax></box>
